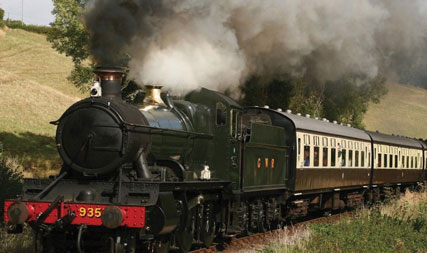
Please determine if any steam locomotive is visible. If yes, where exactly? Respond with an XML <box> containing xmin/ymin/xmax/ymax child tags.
<box><xmin>4</xmin><ymin>67</ymin><xmax>426</xmax><ymax>252</ymax></box>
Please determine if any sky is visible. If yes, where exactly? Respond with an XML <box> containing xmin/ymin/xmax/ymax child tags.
<box><xmin>0</xmin><ymin>0</ymin><xmax>54</xmax><ymax>26</ymax></box>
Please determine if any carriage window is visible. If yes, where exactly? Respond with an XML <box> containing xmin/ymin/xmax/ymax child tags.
<box><xmin>402</xmin><ymin>156</ymin><xmax>405</xmax><ymax>168</ymax></box>
<box><xmin>331</xmin><ymin>148</ymin><xmax>336</xmax><ymax>167</ymax></box>
<box><xmin>361</xmin><ymin>151</ymin><xmax>365</xmax><ymax>167</ymax></box>
<box><xmin>411</xmin><ymin>157</ymin><xmax>414</xmax><ymax>168</ymax></box>
<box><xmin>389</xmin><ymin>154</ymin><xmax>393</xmax><ymax>168</ymax></box>
<box><xmin>395</xmin><ymin>155</ymin><xmax>398</xmax><ymax>168</ymax></box>
<box><xmin>384</xmin><ymin>154</ymin><xmax>387</xmax><ymax>168</ymax></box>
<box><xmin>323</xmin><ymin>148</ymin><xmax>328</xmax><ymax>166</ymax></box>
<box><xmin>314</xmin><ymin>147</ymin><xmax>320</xmax><ymax>167</ymax></box>
<box><xmin>415</xmin><ymin>157</ymin><xmax>417</xmax><ymax>168</ymax></box>
<box><xmin>378</xmin><ymin>154</ymin><xmax>382</xmax><ymax>167</ymax></box>
<box><xmin>298</xmin><ymin>138</ymin><xmax>301</xmax><ymax>155</ymax></box>
<box><xmin>355</xmin><ymin>151</ymin><xmax>359</xmax><ymax>167</ymax></box>
<box><xmin>349</xmin><ymin>150</ymin><xmax>353</xmax><ymax>167</ymax></box>
<box><xmin>407</xmin><ymin>156</ymin><xmax>409</xmax><ymax>168</ymax></box>
<box><xmin>342</xmin><ymin>149</ymin><xmax>346</xmax><ymax>166</ymax></box>
<box><xmin>304</xmin><ymin>146</ymin><xmax>310</xmax><ymax>166</ymax></box>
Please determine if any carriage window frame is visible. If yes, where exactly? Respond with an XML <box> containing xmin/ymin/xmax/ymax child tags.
<box><xmin>378</xmin><ymin>153</ymin><xmax>382</xmax><ymax>168</ymax></box>
<box><xmin>368</xmin><ymin>152</ymin><xmax>371</xmax><ymax>167</ymax></box>
<box><xmin>349</xmin><ymin>150</ymin><xmax>353</xmax><ymax>167</ymax></box>
<box><xmin>355</xmin><ymin>151</ymin><xmax>359</xmax><ymax>167</ymax></box>
<box><xmin>361</xmin><ymin>151</ymin><xmax>365</xmax><ymax>167</ymax></box>
<box><xmin>407</xmin><ymin>156</ymin><xmax>409</xmax><ymax>168</ymax></box>
<box><xmin>395</xmin><ymin>155</ymin><xmax>398</xmax><ymax>168</ymax></box>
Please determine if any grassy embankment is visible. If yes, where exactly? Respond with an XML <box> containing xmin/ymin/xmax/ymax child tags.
<box><xmin>235</xmin><ymin>189</ymin><xmax>427</xmax><ymax>253</ymax></box>
<box><xmin>0</xmin><ymin>28</ymin><xmax>83</xmax><ymax>177</ymax></box>
<box><xmin>364</xmin><ymin>83</ymin><xmax>427</xmax><ymax>138</ymax></box>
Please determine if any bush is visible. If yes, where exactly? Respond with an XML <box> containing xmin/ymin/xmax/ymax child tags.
<box><xmin>0</xmin><ymin>8</ymin><xmax>5</xmax><ymax>28</ymax></box>
<box><xmin>4</xmin><ymin>20</ymin><xmax>52</xmax><ymax>35</ymax></box>
<box><xmin>0</xmin><ymin>143</ymin><xmax>23</xmax><ymax>222</ymax></box>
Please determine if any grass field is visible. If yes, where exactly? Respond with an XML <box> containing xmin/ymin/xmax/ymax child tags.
<box><xmin>233</xmin><ymin>189</ymin><xmax>427</xmax><ymax>253</ymax></box>
<box><xmin>364</xmin><ymin>83</ymin><xmax>427</xmax><ymax>138</ymax></box>
<box><xmin>0</xmin><ymin>28</ymin><xmax>83</xmax><ymax>177</ymax></box>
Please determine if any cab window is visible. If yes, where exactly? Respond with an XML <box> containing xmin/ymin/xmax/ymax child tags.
<box><xmin>216</xmin><ymin>102</ymin><xmax>227</xmax><ymax>126</ymax></box>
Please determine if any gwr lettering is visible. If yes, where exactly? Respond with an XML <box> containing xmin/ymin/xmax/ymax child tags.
<box><xmin>257</xmin><ymin>157</ymin><xmax>275</xmax><ymax>169</ymax></box>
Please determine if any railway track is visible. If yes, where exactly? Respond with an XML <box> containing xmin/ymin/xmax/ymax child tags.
<box><xmin>190</xmin><ymin>211</ymin><xmax>355</xmax><ymax>253</ymax></box>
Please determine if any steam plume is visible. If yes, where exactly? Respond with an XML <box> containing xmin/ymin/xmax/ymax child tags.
<box><xmin>85</xmin><ymin>0</ymin><xmax>427</xmax><ymax>94</ymax></box>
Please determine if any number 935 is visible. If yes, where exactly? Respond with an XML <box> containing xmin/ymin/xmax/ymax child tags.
<box><xmin>79</xmin><ymin>207</ymin><xmax>102</xmax><ymax>218</ymax></box>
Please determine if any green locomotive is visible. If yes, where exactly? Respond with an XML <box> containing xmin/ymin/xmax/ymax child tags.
<box><xmin>4</xmin><ymin>68</ymin><xmax>426</xmax><ymax>252</ymax></box>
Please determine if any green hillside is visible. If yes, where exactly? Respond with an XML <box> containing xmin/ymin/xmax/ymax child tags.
<box><xmin>0</xmin><ymin>28</ymin><xmax>83</xmax><ymax>177</ymax></box>
<box><xmin>364</xmin><ymin>83</ymin><xmax>427</xmax><ymax>139</ymax></box>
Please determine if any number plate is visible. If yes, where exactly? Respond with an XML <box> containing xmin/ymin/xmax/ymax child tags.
<box><xmin>5</xmin><ymin>202</ymin><xmax>146</xmax><ymax>228</ymax></box>
<box><xmin>78</xmin><ymin>206</ymin><xmax>103</xmax><ymax>218</ymax></box>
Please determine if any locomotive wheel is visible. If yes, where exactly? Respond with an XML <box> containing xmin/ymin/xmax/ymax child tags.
<box><xmin>175</xmin><ymin>207</ymin><xmax>196</xmax><ymax>252</ymax></box>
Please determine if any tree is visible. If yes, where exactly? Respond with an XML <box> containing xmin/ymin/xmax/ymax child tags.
<box><xmin>48</xmin><ymin>0</ymin><xmax>93</xmax><ymax>92</ymax></box>
<box><xmin>240</xmin><ymin>74</ymin><xmax>387</xmax><ymax>129</ymax></box>
<box><xmin>323</xmin><ymin>76</ymin><xmax>387</xmax><ymax>128</ymax></box>
<box><xmin>0</xmin><ymin>8</ymin><xmax>5</xmax><ymax>28</ymax></box>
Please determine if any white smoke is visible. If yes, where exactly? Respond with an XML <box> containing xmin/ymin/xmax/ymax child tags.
<box><xmin>86</xmin><ymin>0</ymin><xmax>427</xmax><ymax>94</ymax></box>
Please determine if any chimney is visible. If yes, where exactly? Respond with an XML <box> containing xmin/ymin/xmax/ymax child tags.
<box><xmin>93</xmin><ymin>67</ymin><xmax>126</xmax><ymax>100</ymax></box>
<box><xmin>140</xmin><ymin>85</ymin><xmax>166</xmax><ymax>111</ymax></box>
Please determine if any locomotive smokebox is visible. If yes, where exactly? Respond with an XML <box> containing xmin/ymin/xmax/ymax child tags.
<box><xmin>93</xmin><ymin>67</ymin><xmax>125</xmax><ymax>99</ymax></box>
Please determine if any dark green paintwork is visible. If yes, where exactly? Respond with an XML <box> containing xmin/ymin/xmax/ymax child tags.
<box><xmin>144</xmin><ymin>89</ymin><xmax>293</xmax><ymax>192</ymax></box>
<box><xmin>242</xmin><ymin>123</ymin><xmax>287</xmax><ymax>190</ymax></box>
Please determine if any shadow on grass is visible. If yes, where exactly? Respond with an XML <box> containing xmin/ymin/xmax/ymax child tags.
<box><xmin>0</xmin><ymin>131</ymin><xmax>61</xmax><ymax>175</ymax></box>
